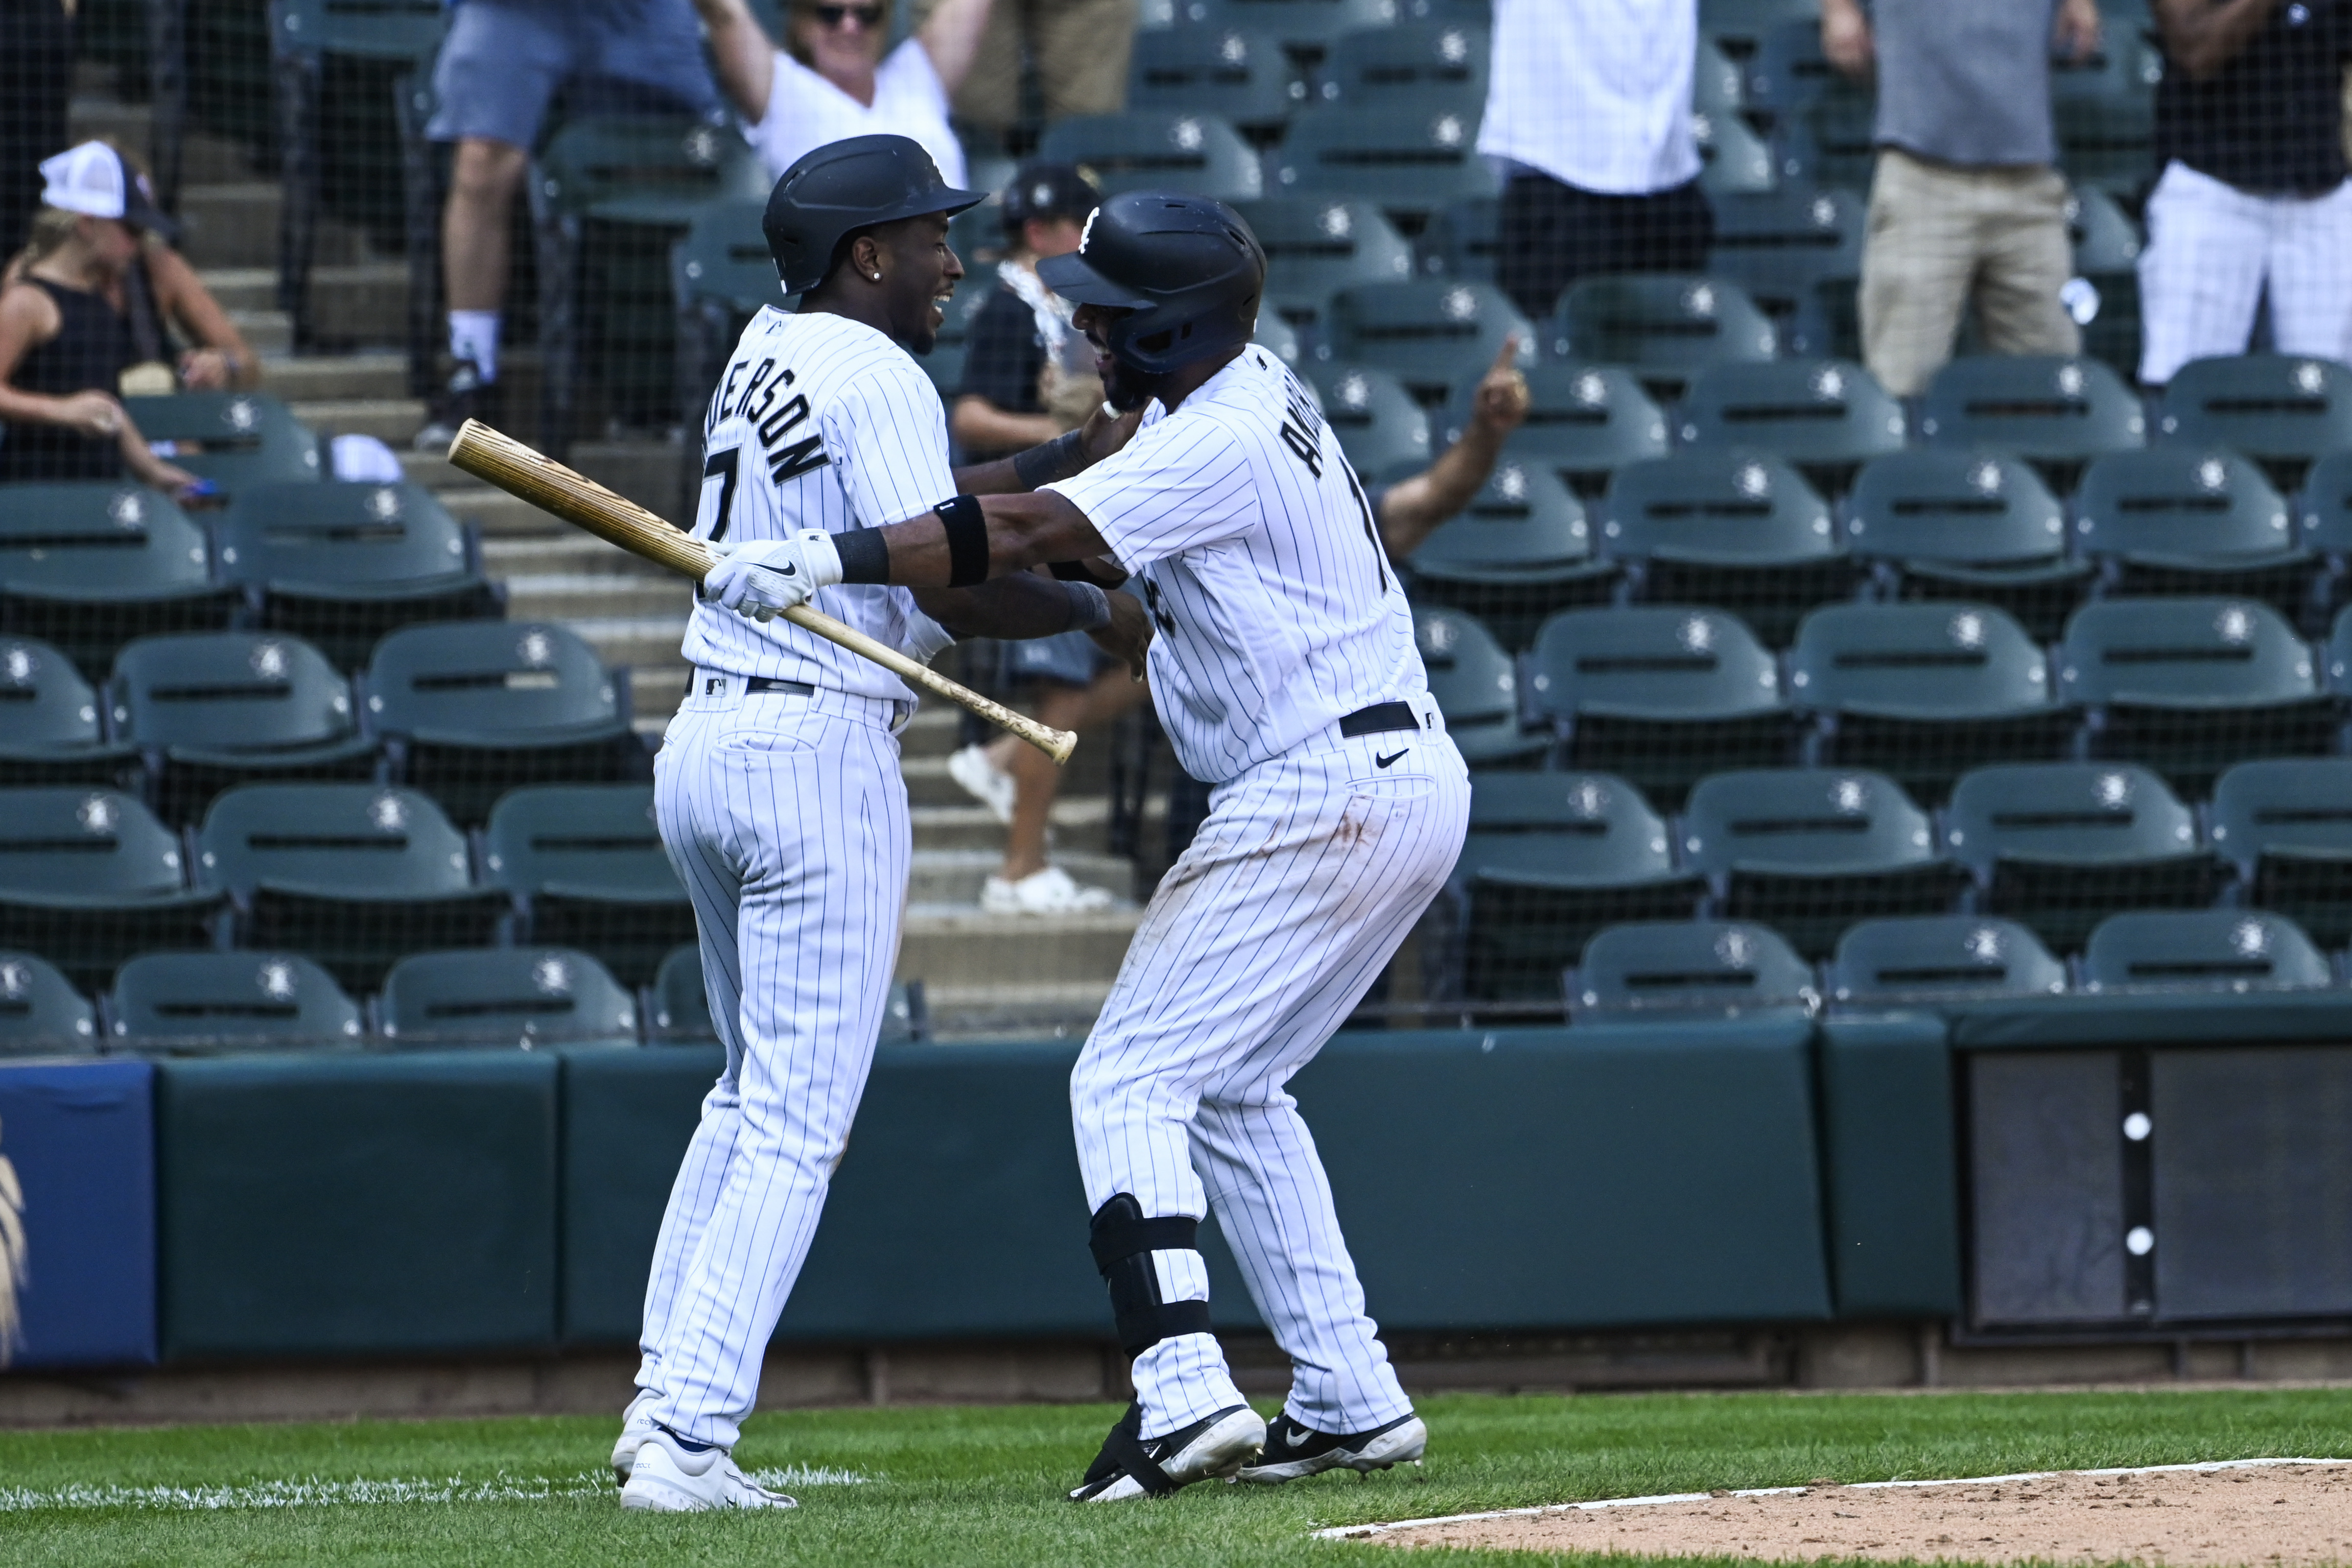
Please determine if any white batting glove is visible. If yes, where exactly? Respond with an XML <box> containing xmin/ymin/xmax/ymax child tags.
<box><xmin>702</xmin><ymin>531</ymin><xmax>843</xmax><ymax>623</ymax></box>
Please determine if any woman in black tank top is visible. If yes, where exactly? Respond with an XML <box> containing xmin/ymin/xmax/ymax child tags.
<box><xmin>0</xmin><ymin>204</ymin><xmax>201</xmax><ymax>490</ymax></box>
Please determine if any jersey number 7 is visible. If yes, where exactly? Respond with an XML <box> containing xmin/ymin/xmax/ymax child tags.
<box><xmin>699</xmin><ymin>447</ymin><xmax>739</xmax><ymax>542</ymax></box>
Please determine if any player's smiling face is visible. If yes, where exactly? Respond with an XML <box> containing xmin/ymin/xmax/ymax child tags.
<box><xmin>868</xmin><ymin>211</ymin><xmax>963</xmax><ymax>355</ymax></box>
<box><xmin>1072</xmin><ymin>302</ymin><xmax>1153</xmax><ymax>411</ymax></box>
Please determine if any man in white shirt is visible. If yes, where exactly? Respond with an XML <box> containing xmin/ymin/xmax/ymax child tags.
<box><xmin>1477</xmin><ymin>0</ymin><xmax>1714</xmax><ymax>321</ymax></box>
<box><xmin>693</xmin><ymin>0</ymin><xmax>995</xmax><ymax>182</ymax></box>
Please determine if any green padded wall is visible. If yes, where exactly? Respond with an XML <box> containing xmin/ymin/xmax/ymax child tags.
<box><xmin>1816</xmin><ymin>1014</ymin><xmax>1963</xmax><ymax>1317</ymax></box>
<box><xmin>559</xmin><ymin>1044</ymin><xmax>727</xmax><ymax>1345</ymax></box>
<box><xmin>1290</xmin><ymin>1026</ymin><xmax>1833</xmax><ymax>1329</ymax></box>
<box><xmin>156</xmin><ymin>1051</ymin><xmax>559</xmax><ymax>1360</ymax></box>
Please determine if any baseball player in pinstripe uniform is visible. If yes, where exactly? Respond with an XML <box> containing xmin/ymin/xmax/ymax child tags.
<box><xmin>614</xmin><ymin>135</ymin><xmax>1150</xmax><ymax>1513</ymax></box>
<box><xmin>736</xmin><ymin>189</ymin><xmax>1471</xmax><ymax>1502</ymax></box>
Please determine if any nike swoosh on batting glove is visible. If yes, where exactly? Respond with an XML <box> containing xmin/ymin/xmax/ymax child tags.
<box><xmin>703</xmin><ymin>531</ymin><xmax>844</xmax><ymax>622</ymax></box>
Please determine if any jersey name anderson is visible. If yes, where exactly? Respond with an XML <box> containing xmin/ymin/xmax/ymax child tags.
<box><xmin>681</xmin><ymin>307</ymin><xmax>957</xmax><ymax>701</ymax></box>
<box><xmin>1049</xmin><ymin>348</ymin><xmax>1428</xmax><ymax>783</ymax></box>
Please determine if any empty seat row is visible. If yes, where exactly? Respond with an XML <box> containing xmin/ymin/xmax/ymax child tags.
<box><xmin>0</xmin><ymin>944</ymin><xmax>927</xmax><ymax>1057</ymax></box>
<box><xmin>0</xmin><ymin>477</ymin><xmax>501</xmax><ymax>675</ymax></box>
<box><xmin>1449</xmin><ymin>756</ymin><xmax>2352</xmax><ymax>1005</ymax></box>
<box><xmin>0</xmin><ymin>782</ymin><xmax>686</xmax><ymax>991</ymax></box>
<box><xmin>1566</xmin><ymin>909</ymin><xmax>2336</xmax><ymax>1023</ymax></box>
<box><xmin>0</xmin><ymin>623</ymin><xmax>644</xmax><ymax>824</ymax></box>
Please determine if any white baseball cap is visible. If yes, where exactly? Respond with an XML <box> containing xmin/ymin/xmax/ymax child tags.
<box><xmin>38</xmin><ymin>140</ymin><xmax>179</xmax><ymax>240</ymax></box>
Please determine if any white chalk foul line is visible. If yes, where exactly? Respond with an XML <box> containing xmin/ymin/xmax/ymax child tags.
<box><xmin>1311</xmin><ymin>1456</ymin><xmax>2352</xmax><ymax>1541</ymax></box>
<box><xmin>0</xmin><ymin>1464</ymin><xmax>871</xmax><ymax>1513</ymax></box>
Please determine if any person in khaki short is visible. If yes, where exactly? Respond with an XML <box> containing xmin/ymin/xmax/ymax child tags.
<box><xmin>915</xmin><ymin>0</ymin><xmax>1139</xmax><ymax>132</ymax></box>
<box><xmin>1822</xmin><ymin>0</ymin><xmax>2104</xmax><ymax>396</ymax></box>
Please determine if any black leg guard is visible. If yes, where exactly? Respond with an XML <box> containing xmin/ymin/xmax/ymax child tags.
<box><xmin>1088</xmin><ymin>1194</ymin><xmax>1213</xmax><ymax>1358</ymax></box>
<box><xmin>1079</xmin><ymin>1401</ymin><xmax>1176</xmax><ymax>1498</ymax></box>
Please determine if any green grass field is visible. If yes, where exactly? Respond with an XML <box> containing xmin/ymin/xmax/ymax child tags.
<box><xmin>5</xmin><ymin>1387</ymin><xmax>2349</xmax><ymax>1566</ymax></box>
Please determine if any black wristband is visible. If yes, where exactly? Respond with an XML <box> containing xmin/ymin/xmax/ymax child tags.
<box><xmin>1012</xmin><ymin>428</ymin><xmax>1088</xmax><ymax>490</ymax></box>
<box><xmin>833</xmin><ymin>527</ymin><xmax>890</xmax><ymax>584</ymax></box>
<box><xmin>936</xmin><ymin>494</ymin><xmax>990</xmax><ymax>587</ymax></box>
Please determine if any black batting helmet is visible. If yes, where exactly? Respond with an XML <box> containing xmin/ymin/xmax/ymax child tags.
<box><xmin>763</xmin><ymin>134</ymin><xmax>983</xmax><ymax>295</ymax></box>
<box><xmin>1036</xmin><ymin>191</ymin><xmax>1265</xmax><ymax>375</ymax></box>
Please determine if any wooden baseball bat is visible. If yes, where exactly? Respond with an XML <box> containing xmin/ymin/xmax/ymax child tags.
<box><xmin>446</xmin><ymin>420</ymin><xmax>1077</xmax><ymax>765</ymax></box>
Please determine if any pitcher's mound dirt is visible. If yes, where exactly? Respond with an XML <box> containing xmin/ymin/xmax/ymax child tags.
<box><xmin>1337</xmin><ymin>1459</ymin><xmax>2352</xmax><ymax>1564</ymax></box>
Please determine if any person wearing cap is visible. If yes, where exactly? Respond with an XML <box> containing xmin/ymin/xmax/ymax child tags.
<box><xmin>0</xmin><ymin>142</ymin><xmax>205</xmax><ymax>491</ymax></box>
<box><xmin>416</xmin><ymin>0</ymin><xmax>723</xmax><ymax>449</ymax></box>
<box><xmin>942</xmin><ymin>161</ymin><xmax>1142</xmax><ymax>916</ymax></box>
<box><xmin>690</xmin><ymin>0</ymin><xmax>995</xmax><ymax>185</ymax></box>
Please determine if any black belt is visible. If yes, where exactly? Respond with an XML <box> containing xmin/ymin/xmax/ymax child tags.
<box><xmin>745</xmin><ymin>677</ymin><xmax>814</xmax><ymax>696</ymax></box>
<box><xmin>1338</xmin><ymin>700</ymin><xmax>1420</xmax><ymax>739</ymax></box>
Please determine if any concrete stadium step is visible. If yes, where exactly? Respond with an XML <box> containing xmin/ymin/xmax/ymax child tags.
<box><xmin>916</xmin><ymin>980</ymin><xmax>1116</xmax><ymax>1041</ymax></box>
<box><xmin>67</xmin><ymin>100</ymin><xmax>250</xmax><ymax>184</ymax></box>
<box><xmin>503</xmin><ymin>573</ymin><xmax>690</xmax><ymax>624</ymax></box>
<box><xmin>573</xmin><ymin>443</ymin><xmax>686</xmax><ymax>521</ymax></box>
<box><xmin>265</xmin><ymin>351</ymin><xmax>408</xmax><ymax>403</ymax></box>
<box><xmin>203</xmin><ymin>264</ymin><xmax>412</xmax><ymax>348</ymax></box>
<box><xmin>897</xmin><ymin>905</ymin><xmax>1143</xmax><ymax>989</ymax></box>
<box><xmin>563</xmin><ymin>614</ymin><xmax>692</xmax><ymax>672</ymax></box>
<box><xmin>434</xmin><ymin>485</ymin><xmax>567</xmax><ymax>537</ymax></box>
<box><xmin>899</xmin><ymin>705</ymin><xmax>961</xmax><ymax>759</ymax></box>
<box><xmin>481</xmin><ymin>535</ymin><xmax>679</xmax><ymax>577</ymax></box>
<box><xmin>631</xmin><ymin>666</ymin><xmax>691</xmax><ymax>726</ymax></box>
<box><xmin>911</xmin><ymin>797</ymin><xmax>1134</xmax><ymax>856</ymax></box>
<box><xmin>288</xmin><ymin>396</ymin><xmax>425</xmax><ymax>446</ymax></box>
<box><xmin>231</xmin><ymin>310</ymin><xmax>291</xmax><ymax>356</ymax></box>
<box><xmin>908</xmin><ymin>848</ymin><xmax>1136</xmax><ymax>908</ymax></box>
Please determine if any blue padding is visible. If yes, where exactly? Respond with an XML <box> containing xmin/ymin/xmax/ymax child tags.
<box><xmin>1817</xmin><ymin>1013</ymin><xmax>1963</xmax><ymax>1318</ymax></box>
<box><xmin>1948</xmin><ymin>992</ymin><xmax>2352</xmax><ymax>1049</ymax></box>
<box><xmin>0</xmin><ymin>1059</ymin><xmax>157</xmax><ymax>1368</ymax></box>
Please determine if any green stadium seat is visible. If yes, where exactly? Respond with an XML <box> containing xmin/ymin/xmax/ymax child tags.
<box><xmin>1945</xmin><ymin>762</ymin><xmax>2224</xmax><ymax>952</ymax></box>
<box><xmin>1315</xmin><ymin>19</ymin><xmax>1487</xmax><ymax>105</ymax></box>
<box><xmin>1691</xmin><ymin>34</ymin><xmax>1747</xmax><ymax>121</ymax></box>
<box><xmin>2067</xmin><ymin>188</ymin><xmax>2143</xmax><ymax>378</ymax></box>
<box><xmin>2072</xmin><ymin>449</ymin><xmax>2311</xmax><ymax>621</ymax></box>
<box><xmin>0</xmin><ymin>952</ymin><xmax>99</xmax><ymax>1056</ymax></box>
<box><xmin>110</xmin><ymin>632</ymin><xmax>378</xmax><ymax>823</ymax></box>
<box><xmin>1411</xmin><ymin>605</ymin><xmax>1544</xmax><ymax>765</ymax></box>
<box><xmin>1916</xmin><ymin>354</ymin><xmax>2147</xmax><ymax>488</ymax></box>
<box><xmin>2156</xmin><ymin>354</ymin><xmax>2352</xmax><ymax>492</ymax></box>
<box><xmin>1782</xmin><ymin>85</ymin><xmax>1878</xmax><ymax>191</ymax></box>
<box><xmin>379</xmin><ymin>947</ymin><xmax>638</xmax><ymax>1049</ymax></box>
<box><xmin>194</xmin><ymin>784</ymin><xmax>507</xmax><ymax>991</ymax></box>
<box><xmin>483</xmin><ymin>785</ymin><xmax>693</xmax><ymax>986</ymax></box>
<box><xmin>0</xmin><ymin>788</ymin><xmax>226</xmax><ymax>988</ymax></box>
<box><xmin>1700</xmin><ymin>0</ymin><xmax>1818</xmax><ymax>55</ymax></box>
<box><xmin>1789</xmin><ymin>602</ymin><xmax>2072</xmax><ymax>802</ymax></box>
<box><xmin>1706</xmin><ymin>187</ymin><xmax>1865</xmax><ymax>358</ymax></box>
<box><xmin>0</xmin><ymin>482</ymin><xmax>242</xmax><ymax>681</ymax></box>
<box><xmin>1425</xmin><ymin>195</ymin><xmax>1498</xmax><ymax>282</ymax></box>
<box><xmin>2081</xmin><ymin>909</ymin><xmax>2331</xmax><ymax>995</ymax></box>
<box><xmin>649</xmin><ymin>942</ymin><xmax>926</xmax><ymax>1044</ymax></box>
<box><xmin>2303</xmin><ymin>453</ymin><xmax>2352</xmax><ymax>619</ymax></box>
<box><xmin>365</xmin><ymin>622</ymin><xmax>641</xmax><ymax>825</ymax></box>
<box><xmin>1549</xmin><ymin>276</ymin><xmax>1777</xmax><ymax>399</ymax></box>
<box><xmin>1570</xmin><ymin>918</ymin><xmax>1815</xmax><ymax>1021</ymax></box>
<box><xmin>1692</xmin><ymin>105</ymin><xmax>1777</xmax><ymax>196</ymax></box>
<box><xmin>2055</xmin><ymin>89</ymin><xmax>2156</xmax><ymax>199</ymax></box>
<box><xmin>1441</xmin><ymin>364</ymin><xmax>1668</xmax><ymax>497</ymax></box>
<box><xmin>1825</xmin><ymin>916</ymin><xmax>2067</xmax><ymax>1007</ymax></box>
<box><xmin>1682</xmin><ymin>767</ymin><xmax>1967</xmax><ymax>958</ymax></box>
<box><xmin>1264</xmin><ymin>103</ymin><xmax>1499</xmax><ymax>218</ymax></box>
<box><xmin>1741</xmin><ymin>16</ymin><xmax>1838</xmax><ymax>128</ymax></box>
<box><xmin>1674</xmin><ymin>359</ymin><xmax>1905</xmax><ymax>494</ymax></box>
<box><xmin>2058</xmin><ymin>597</ymin><xmax>2331</xmax><ymax>789</ymax></box>
<box><xmin>215</xmin><ymin>481</ymin><xmax>500</xmax><ymax>671</ymax></box>
<box><xmin>1843</xmin><ymin>450</ymin><xmax>2089</xmax><ymax>641</ymax></box>
<box><xmin>1453</xmin><ymin>771</ymin><xmax>1703</xmax><ymax>1005</ymax></box>
<box><xmin>2210</xmin><ymin>758</ymin><xmax>2352</xmax><ymax>945</ymax></box>
<box><xmin>1176</xmin><ymin>0</ymin><xmax>1401</xmax><ymax>49</ymax></box>
<box><xmin>106</xmin><ymin>951</ymin><xmax>363</xmax><ymax>1054</ymax></box>
<box><xmin>1039</xmin><ymin>111</ymin><xmax>1263</xmax><ymax>200</ymax></box>
<box><xmin>1252</xmin><ymin>312</ymin><xmax>1303</xmax><ymax>367</ymax></box>
<box><xmin>1319</xmin><ymin>279</ymin><xmax>1533</xmax><ymax>402</ymax></box>
<box><xmin>1527</xmin><ymin>605</ymin><xmax>1797</xmax><ymax>807</ymax></box>
<box><xmin>1238</xmin><ymin>198</ymin><xmax>1417</xmax><ymax>323</ymax></box>
<box><xmin>1597</xmin><ymin>453</ymin><xmax>1852</xmax><ymax>644</ymax></box>
<box><xmin>121</xmin><ymin>393</ymin><xmax>323</xmax><ymax>491</ymax></box>
<box><xmin>0</xmin><ymin>636</ymin><xmax>139</xmax><ymax>790</ymax></box>
<box><xmin>1130</xmin><ymin>27</ymin><xmax>1305</xmax><ymax>130</ymax></box>
<box><xmin>1403</xmin><ymin>461</ymin><xmax>1613</xmax><ymax>649</ymax></box>
<box><xmin>2049</xmin><ymin>26</ymin><xmax>2165</xmax><ymax>101</ymax></box>
<box><xmin>529</xmin><ymin>116</ymin><xmax>772</xmax><ymax>450</ymax></box>
<box><xmin>1303</xmin><ymin>363</ymin><xmax>1432</xmax><ymax>478</ymax></box>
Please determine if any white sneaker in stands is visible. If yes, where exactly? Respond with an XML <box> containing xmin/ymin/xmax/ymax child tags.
<box><xmin>981</xmin><ymin>865</ymin><xmax>1116</xmax><ymax>915</ymax></box>
<box><xmin>947</xmin><ymin>743</ymin><xmax>1016</xmax><ymax>824</ymax></box>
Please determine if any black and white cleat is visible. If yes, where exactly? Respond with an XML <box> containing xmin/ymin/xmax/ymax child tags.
<box><xmin>1069</xmin><ymin>1401</ymin><xmax>1267</xmax><ymax>1502</ymax></box>
<box><xmin>1235</xmin><ymin>1411</ymin><xmax>1427</xmax><ymax>1483</ymax></box>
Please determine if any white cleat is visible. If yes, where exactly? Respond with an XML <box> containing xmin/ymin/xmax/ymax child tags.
<box><xmin>947</xmin><ymin>743</ymin><xmax>1016</xmax><ymax>824</ymax></box>
<box><xmin>1237</xmin><ymin>1411</ymin><xmax>1427</xmax><ymax>1483</ymax></box>
<box><xmin>619</xmin><ymin>1428</ymin><xmax>798</xmax><ymax>1513</ymax></box>
<box><xmin>1070</xmin><ymin>1404</ymin><xmax>1267</xmax><ymax>1502</ymax></box>
<box><xmin>610</xmin><ymin>1393</ymin><xmax>660</xmax><ymax>1485</ymax></box>
<box><xmin>982</xmin><ymin>865</ymin><xmax>1117</xmax><ymax>916</ymax></box>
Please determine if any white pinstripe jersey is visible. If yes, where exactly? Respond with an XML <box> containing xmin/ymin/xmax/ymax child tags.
<box><xmin>682</xmin><ymin>307</ymin><xmax>956</xmax><ymax>700</ymax></box>
<box><xmin>1048</xmin><ymin>347</ymin><xmax>1427</xmax><ymax>784</ymax></box>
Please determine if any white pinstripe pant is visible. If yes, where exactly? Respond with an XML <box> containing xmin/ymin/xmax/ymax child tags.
<box><xmin>636</xmin><ymin>676</ymin><xmax>912</xmax><ymax>1450</ymax></box>
<box><xmin>1073</xmin><ymin>705</ymin><xmax>1470</xmax><ymax>1439</ymax></box>
<box><xmin>2138</xmin><ymin>160</ymin><xmax>2352</xmax><ymax>386</ymax></box>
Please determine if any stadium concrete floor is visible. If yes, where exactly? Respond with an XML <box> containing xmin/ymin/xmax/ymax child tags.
<box><xmin>5</xmin><ymin>1387</ymin><xmax>2349</xmax><ymax>1566</ymax></box>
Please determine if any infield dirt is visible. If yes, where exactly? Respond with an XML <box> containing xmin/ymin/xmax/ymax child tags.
<box><xmin>1355</xmin><ymin>1461</ymin><xmax>2352</xmax><ymax>1564</ymax></box>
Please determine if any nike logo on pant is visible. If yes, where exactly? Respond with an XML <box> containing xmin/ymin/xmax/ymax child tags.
<box><xmin>1375</xmin><ymin>749</ymin><xmax>1409</xmax><ymax>769</ymax></box>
